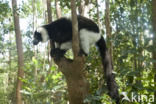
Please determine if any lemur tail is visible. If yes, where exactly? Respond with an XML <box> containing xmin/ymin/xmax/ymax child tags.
<box><xmin>96</xmin><ymin>37</ymin><xmax>120</xmax><ymax>104</ymax></box>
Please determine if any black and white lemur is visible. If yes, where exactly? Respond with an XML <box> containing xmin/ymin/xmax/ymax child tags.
<box><xmin>33</xmin><ymin>15</ymin><xmax>120</xmax><ymax>103</ymax></box>
<box><xmin>33</xmin><ymin>16</ymin><xmax>105</xmax><ymax>59</ymax></box>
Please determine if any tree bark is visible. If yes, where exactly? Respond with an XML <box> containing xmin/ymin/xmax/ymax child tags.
<box><xmin>54</xmin><ymin>58</ymin><xmax>88</xmax><ymax>104</ymax></box>
<box><xmin>55</xmin><ymin>0</ymin><xmax>62</xmax><ymax>18</ymax></box>
<box><xmin>71</xmin><ymin>0</ymin><xmax>79</xmax><ymax>58</ymax></box>
<box><xmin>46</xmin><ymin>0</ymin><xmax>54</xmax><ymax>68</ymax></box>
<box><xmin>96</xmin><ymin>0</ymin><xmax>100</xmax><ymax>26</ymax></box>
<box><xmin>105</xmin><ymin>0</ymin><xmax>113</xmax><ymax>57</ymax></box>
<box><xmin>152</xmin><ymin>0</ymin><xmax>156</xmax><ymax>100</ymax></box>
<box><xmin>32</xmin><ymin>0</ymin><xmax>38</xmax><ymax>81</ymax></box>
<box><xmin>12</xmin><ymin>0</ymin><xmax>24</xmax><ymax>104</ymax></box>
<box><xmin>47</xmin><ymin>0</ymin><xmax>52</xmax><ymax>23</ymax></box>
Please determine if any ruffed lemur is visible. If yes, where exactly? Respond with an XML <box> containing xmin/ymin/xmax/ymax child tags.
<box><xmin>33</xmin><ymin>15</ymin><xmax>119</xmax><ymax>104</ymax></box>
<box><xmin>33</xmin><ymin>15</ymin><xmax>106</xmax><ymax>60</ymax></box>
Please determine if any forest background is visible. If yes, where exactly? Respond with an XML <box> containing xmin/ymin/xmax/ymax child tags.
<box><xmin>0</xmin><ymin>0</ymin><xmax>156</xmax><ymax>104</ymax></box>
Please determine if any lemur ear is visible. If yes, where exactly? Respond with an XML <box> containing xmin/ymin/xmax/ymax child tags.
<box><xmin>34</xmin><ymin>31</ymin><xmax>41</xmax><ymax>37</ymax></box>
<box><xmin>34</xmin><ymin>31</ymin><xmax>37</xmax><ymax>35</ymax></box>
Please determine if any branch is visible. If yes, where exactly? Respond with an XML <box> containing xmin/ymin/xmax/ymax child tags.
<box><xmin>71</xmin><ymin>0</ymin><xmax>80</xmax><ymax>60</ymax></box>
<box><xmin>47</xmin><ymin>0</ymin><xmax>52</xmax><ymax>23</ymax></box>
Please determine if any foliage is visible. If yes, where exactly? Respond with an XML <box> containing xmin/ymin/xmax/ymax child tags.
<box><xmin>0</xmin><ymin>0</ymin><xmax>155</xmax><ymax>104</ymax></box>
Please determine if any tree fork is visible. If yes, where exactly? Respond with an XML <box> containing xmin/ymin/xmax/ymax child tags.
<box><xmin>51</xmin><ymin>0</ymin><xmax>89</xmax><ymax>104</ymax></box>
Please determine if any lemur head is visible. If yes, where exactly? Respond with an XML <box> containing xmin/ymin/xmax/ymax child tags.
<box><xmin>33</xmin><ymin>27</ymin><xmax>49</xmax><ymax>45</ymax></box>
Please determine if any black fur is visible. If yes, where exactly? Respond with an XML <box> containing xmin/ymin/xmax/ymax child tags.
<box><xmin>42</xmin><ymin>15</ymin><xmax>99</xmax><ymax>44</ymax></box>
<box><xmin>40</xmin><ymin>15</ymin><xmax>100</xmax><ymax>58</ymax></box>
<box><xmin>51</xmin><ymin>48</ymin><xmax>66</xmax><ymax>60</ymax></box>
<box><xmin>96</xmin><ymin>37</ymin><xmax>107</xmax><ymax>60</ymax></box>
<box><xmin>96</xmin><ymin>37</ymin><xmax>120</xmax><ymax>103</ymax></box>
<box><xmin>33</xmin><ymin>31</ymin><xmax>42</xmax><ymax>45</ymax></box>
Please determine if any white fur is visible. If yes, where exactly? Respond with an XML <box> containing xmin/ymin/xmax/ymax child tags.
<box><xmin>55</xmin><ymin>29</ymin><xmax>101</xmax><ymax>54</ymax></box>
<box><xmin>37</xmin><ymin>27</ymin><xmax>49</xmax><ymax>42</ymax></box>
<box><xmin>36</xmin><ymin>27</ymin><xmax>101</xmax><ymax>55</ymax></box>
<box><xmin>55</xmin><ymin>41</ymin><xmax>72</xmax><ymax>50</ymax></box>
<box><xmin>55</xmin><ymin>42</ymin><xmax>60</xmax><ymax>48</ymax></box>
<box><xmin>60</xmin><ymin>41</ymin><xmax>72</xmax><ymax>50</ymax></box>
<box><xmin>79</xmin><ymin>29</ymin><xmax>101</xmax><ymax>54</ymax></box>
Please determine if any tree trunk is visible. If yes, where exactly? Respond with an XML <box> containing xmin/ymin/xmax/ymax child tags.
<box><xmin>32</xmin><ymin>0</ymin><xmax>38</xmax><ymax>80</ymax></box>
<box><xmin>96</xmin><ymin>0</ymin><xmax>100</xmax><ymax>26</ymax></box>
<box><xmin>32</xmin><ymin>0</ymin><xmax>35</xmax><ymax>32</ymax></box>
<box><xmin>46</xmin><ymin>0</ymin><xmax>54</xmax><ymax>68</ymax></box>
<box><xmin>55</xmin><ymin>0</ymin><xmax>62</xmax><ymax>18</ymax></box>
<box><xmin>47</xmin><ymin>0</ymin><xmax>52</xmax><ymax>23</ymax></box>
<box><xmin>152</xmin><ymin>0</ymin><xmax>156</xmax><ymax>100</ymax></box>
<box><xmin>12</xmin><ymin>0</ymin><xmax>24</xmax><ymax>104</ymax></box>
<box><xmin>105</xmin><ymin>0</ymin><xmax>113</xmax><ymax>58</ymax></box>
<box><xmin>105</xmin><ymin>0</ymin><xmax>120</xmax><ymax>103</ymax></box>
<box><xmin>71</xmin><ymin>0</ymin><xmax>80</xmax><ymax>58</ymax></box>
<box><xmin>51</xmin><ymin>0</ymin><xmax>89</xmax><ymax>104</ymax></box>
<box><xmin>54</xmin><ymin>58</ymin><xmax>89</xmax><ymax>104</ymax></box>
